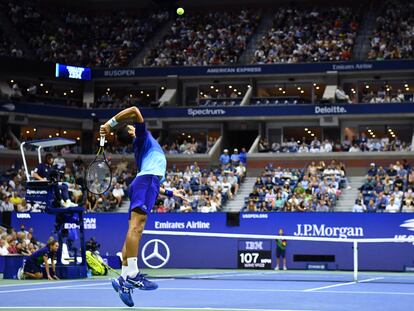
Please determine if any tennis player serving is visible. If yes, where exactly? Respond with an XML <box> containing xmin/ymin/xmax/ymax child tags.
<box><xmin>100</xmin><ymin>106</ymin><xmax>186</xmax><ymax>307</ymax></box>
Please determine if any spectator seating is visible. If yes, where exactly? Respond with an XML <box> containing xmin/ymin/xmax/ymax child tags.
<box><xmin>142</xmin><ymin>9</ymin><xmax>261</xmax><ymax>66</ymax></box>
<box><xmin>357</xmin><ymin>160</ymin><xmax>413</xmax><ymax>212</ymax></box>
<box><xmin>156</xmin><ymin>162</ymin><xmax>245</xmax><ymax>213</ymax></box>
<box><xmin>244</xmin><ymin>161</ymin><xmax>346</xmax><ymax>212</ymax></box>
<box><xmin>250</xmin><ymin>97</ymin><xmax>302</xmax><ymax>106</ymax></box>
<box><xmin>252</xmin><ymin>6</ymin><xmax>358</xmax><ymax>64</ymax></box>
<box><xmin>5</xmin><ymin>0</ymin><xmax>169</xmax><ymax>67</ymax></box>
<box><xmin>368</xmin><ymin>1</ymin><xmax>414</xmax><ymax>60</ymax></box>
<box><xmin>199</xmin><ymin>98</ymin><xmax>242</xmax><ymax>107</ymax></box>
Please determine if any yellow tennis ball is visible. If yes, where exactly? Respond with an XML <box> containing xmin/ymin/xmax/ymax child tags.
<box><xmin>176</xmin><ymin>7</ymin><xmax>184</xmax><ymax>15</ymax></box>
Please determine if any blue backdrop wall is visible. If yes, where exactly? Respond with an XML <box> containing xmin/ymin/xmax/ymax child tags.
<box><xmin>10</xmin><ymin>212</ymin><xmax>414</xmax><ymax>271</ymax></box>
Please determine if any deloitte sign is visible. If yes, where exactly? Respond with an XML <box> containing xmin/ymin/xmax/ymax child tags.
<box><xmin>314</xmin><ymin>106</ymin><xmax>347</xmax><ymax>114</ymax></box>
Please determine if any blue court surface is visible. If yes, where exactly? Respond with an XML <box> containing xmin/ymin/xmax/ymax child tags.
<box><xmin>0</xmin><ymin>269</ymin><xmax>413</xmax><ymax>311</ymax></box>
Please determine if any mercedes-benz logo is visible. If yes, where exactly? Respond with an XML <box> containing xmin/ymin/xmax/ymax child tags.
<box><xmin>141</xmin><ymin>239</ymin><xmax>170</xmax><ymax>269</ymax></box>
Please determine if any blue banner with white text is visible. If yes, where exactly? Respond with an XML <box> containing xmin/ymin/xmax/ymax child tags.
<box><xmin>10</xmin><ymin>212</ymin><xmax>414</xmax><ymax>271</ymax></box>
<box><xmin>92</xmin><ymin>60</ymin><xmax>414</xmax><ymax>78</ymax></box>
<box><xmin>1</xmin><ymin>101</ymin><xmax>414</xmax><ymax>120</ymax></box>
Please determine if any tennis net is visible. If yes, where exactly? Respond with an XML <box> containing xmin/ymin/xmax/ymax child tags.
<box><xmin>143</xmin><ymin>230</ymin><xmax>414</xmax><ymax>284</ymax></box>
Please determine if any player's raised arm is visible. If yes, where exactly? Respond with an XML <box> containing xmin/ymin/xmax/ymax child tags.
<box><xmin>100</xmin><ymin>107</ymin><xmax>144</xmax><ymax>136</ymax></box>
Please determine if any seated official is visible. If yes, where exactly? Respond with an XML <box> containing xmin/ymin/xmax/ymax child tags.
<box><xmin>32</xmin><ymin>153</ymin><xmax>77</xmax><ymax>208</ymax></box>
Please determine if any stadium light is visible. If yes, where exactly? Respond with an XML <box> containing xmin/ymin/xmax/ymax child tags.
<box><xmin>297</xmin><ymin>86</ymin><xmax>301</xmax><ymax>90</ymax></box>
<box><xmin>146</xmin><ymin>94</ymin><xmax>150</xmax><ymax>97</ymax></box>
<box><xmin>404</xmin><ymin>84</ymin><xmax>408</xmax><ymax>88</ymax></box>
<box><xmin>304</xmin><ymin>128</ymin><xmax>308</xmax><ymax>131</ymax></box>
<box><xmin>70</xmin><ymin>90</ymin><xmax>74</xmax><ymax>93</ymax></box>
<box><xmin>283</xmin><ymin>91</ymin><xmax>286</xmax><ymax>94</ymax></box>
<box><xmin>56</xmin><ymin>133</ymin><xmax>59</xmax><ymax>136</ymax></box>
<box><xmin>365</xmin><ymin>85</ymin><xmax>370</xmax><ymax>89</ymax></box>
<box><xmin>26</xmin><ymin>130</ymin><xmax>30</xmax><ymax>134</ymax></box>
<box><xmin>278</xmin><ymin>87</ymin><xmax>283</xmax><ymax>91</ymax></box>
<box><xmin>10</xmin><ymin>80</ymin><xmax>14</xmax><ymax>83</ymax></box>
<box><xmin>313</xmin><ymin>83</ymin><xmax>317</xmax><ymax>87</ymax></box>
<box><xmin>49</xmin><ymin>135</ymin><xmax>52</xmax><ymax>138</ymax></box>
<box><xmin>161</xmin><ymin>86</ymin><xmax>165</xmax><ymax>90</ymax></box>
<box><xmin>63</xmin><ymin>131</ymin><xmax>67</xmax><ymax>134</ymax></box>
<box><xmin>40</xmin><ymin>83</ymin><xmax>44</xmax><ymax>87</ymax></box>
<box><xmin>316</xmin><ymin>86</ymin><xmax>320</xmax><ymax>90</ymax></box>
<box><xmin>45</xmin><ymin>90</ymin><xmax>49</xmax><ymax>94</ymax></box>
<box><xmin>300</xmin><ymin>90</ymin><xmax>304</xmax><ymax>94</ymax></box>
<box><xmin>63</xmin><ymin>92</ymin><xmax>67</xmax><ymax>96</ymax></box>
<box><xmin>76</xmin><ymin>137</ymin><xmax>80</xmax><ymax>141</ymax></box>
<box><xmin>33</xmin><ymin>128</ymin><xmax>37</xmax><ymax>132</ymax></box>
<box><xmin>140</xmin><ymin>90</ymin><xmax>144</xmax><ymax>94</ymax></box>
<box><xmin>228</xmin><ymin>85</ymin><xmax>233</xmax><ymax>89</ymax></box>
<box><xmin>311</xmin><ymin>133</ymin><xmax>315</xmax><ymax>137</ymax></box>
<box><xmin>107</xmin><ymin>88</ymin><xmax>110</xmax><ymax>91</ymax></box>
<box><xmin>210</xmin><ymin>86</ymin><xmax>214</xmax><ymax>89</ymax></box>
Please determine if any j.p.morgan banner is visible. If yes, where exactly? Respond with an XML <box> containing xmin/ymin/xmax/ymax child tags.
<box><xmin>92</xmin><ymin>60</ymin><xmax>414</xmax><ymax>78</ymax></box>
<box><xmin>11</xmin><ymin>212</ymin><xmax>414</xmax><ymax>271</ymax></box>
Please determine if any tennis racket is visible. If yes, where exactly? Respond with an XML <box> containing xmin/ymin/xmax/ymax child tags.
<box><xmin>85</xmin><ymin>135</ymin><xmax>112</xmax><ymax>195</ymax></box>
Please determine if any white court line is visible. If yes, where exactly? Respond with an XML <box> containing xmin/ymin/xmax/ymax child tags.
<box><xmin>0</xmin><ymin>281</ymin><xmax>106</xmax><ymax>294</ymax></box>
<box><xmin>39</xmin><ymin>286</ymin><xmax>414</xmax><ymax>296</ymax></box>
<box><xmin>0</xmin><ymin>279</ymin><xmax>99</xmax><ymax>288</ymax></box>
<box><xmin>303</xmin><ymin>277</ymin><xmax>384</xmax><ymax>292</ymax></box>
<box><xmin>0</xmin><ymin>278</ymin><xmax>172</xmax><ymax>294</ymax></box>
<box><xmin>0</xmin><ymin>308</ymin><xmax>315</xmax><ymax>311</ymax></box>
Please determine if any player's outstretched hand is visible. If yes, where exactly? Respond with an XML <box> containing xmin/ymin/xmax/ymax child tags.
<box><xmin>100</xmin><ymin>123</ymin><xmax>110</xmax><ymax>136</ymax></box>
<box><xmin>173</xmin><ymin>189</ymin><xmax>190</xmax><ymax>202</ymax></box>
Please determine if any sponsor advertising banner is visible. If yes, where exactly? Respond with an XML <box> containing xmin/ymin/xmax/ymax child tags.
<box><xmin>92</xmin><ymin>60</ymin><xmax>414</xmax><ymax>78</ymax></box>
<box><xmin>2</xmin><ymin>102</ymin><xmax>414</xmax><ymax>120</ymax></box>
<box><xmin>10</xmin><ymin>212</ymin><xmax>414</xmax><ymax>271</ymax></box>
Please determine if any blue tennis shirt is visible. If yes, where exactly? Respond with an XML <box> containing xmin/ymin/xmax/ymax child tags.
<box><xmin>133</xmin><ymin>123</ymin><xmax>166</xmax><ymax>178</ymax></box>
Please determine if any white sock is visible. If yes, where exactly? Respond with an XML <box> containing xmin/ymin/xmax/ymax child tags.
<box><xmin>121</xmin><ymin>265</ymin><xmax>128</xmax><ymax>280</ymax></box>
<box><xmin>126</xmin><ymin>257</ymin><xmax>139</xmax><ymax>278</ymax></box>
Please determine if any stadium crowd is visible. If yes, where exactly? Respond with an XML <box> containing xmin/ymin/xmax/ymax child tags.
<box><xmin>1</xmin><ymin>1</ymin><xmax>414</xmax><ymax>66</ymax></box>
<box><xmin>244</xmin><ymin>160</ymin><xmax>346</xmax><ymax>212</ymax></box>
<box><xmin>259</xmin><ymin>135</ymin><xmax>411</xmax><ymax>153</ymax></box>
<box><xmin>0</xmin><ymin>224</ymin><xmax>44</xmax><ymax>256</ymax></box>
<box><xmin>142</xmin><ymin>9</ymin><xmax>261</xmax><ymax>66</ymax></box>
<box><xmin>354</xmin><ymin>160</ymin><xmax>414</xmax><ymax>212</ymax></box>
<box><xmin>0</xmin><ymin>146</ymin><xmax>246</xmax><ymax>213</ymax></box>
<box><xmin>156</xmin><ymin>160</ymin><xmax>246</xmax><ymax>213</ymax></box>
<box><xmin>5</xmin><ymin>0</ymin><xmax>169</xmax><ymax>67</ymax></box>
<box><xmin>252</xmin><ymin>7</ymin><xmax>358</xmax><ymax>64</ymax></box>
<box><xmin>368</xmin><ymin>1</ymin><xmax>414</xmax><ymax>60</ymax></box>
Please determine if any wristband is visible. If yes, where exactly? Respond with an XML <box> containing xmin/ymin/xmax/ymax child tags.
<box><xmin>108</xmin><ymin>117</ymin><xmax>118</xmax><ymax>128</ymax></box>
<box><xmin>165</xmin><ymin>189</ymin><xmax>173</xmax><ymax>197</ymax></box>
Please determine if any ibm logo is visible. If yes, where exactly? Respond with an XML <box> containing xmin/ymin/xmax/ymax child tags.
<box><xmin>67</xmin><ymin>66</ymin><xmax>85</xmax><ymax>79</ymax></box>
<box><xmin>245</xmin><ymin>241</ymin><xmax>263</xmax><ymax>250</ymax></box>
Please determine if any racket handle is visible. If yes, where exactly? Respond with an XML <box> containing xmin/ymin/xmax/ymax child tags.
<box><xmin>100</xmin><ymin>135</ymin><xmax>105</xmax><ymax>147</ymax></box>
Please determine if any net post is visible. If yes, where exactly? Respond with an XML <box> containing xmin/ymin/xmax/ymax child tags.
<box><xmin>353</xmin><ymin>240</ymin><xmax>358</xmax><ymax>282</ymax></box>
